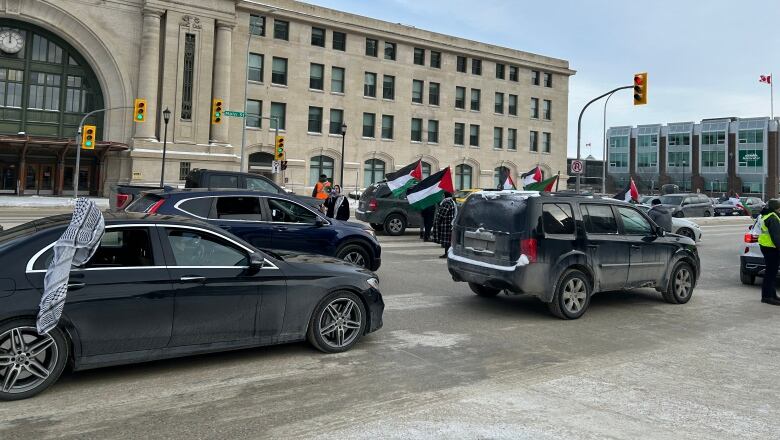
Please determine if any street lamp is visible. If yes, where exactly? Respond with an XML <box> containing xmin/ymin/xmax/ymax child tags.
<box><xmin>340</xmin><ymin>123</ymin><xmax>347</xmax><ymax>186</ymax></box>
<box><xmin>160</xmin><ymin>107</ymin><xmax>171</xmax><ymax>188</ymax></box>
<box><xmin>682</xmin><ymin>160</ymin><xmax>687</xmax><ymax>192</ymax></box>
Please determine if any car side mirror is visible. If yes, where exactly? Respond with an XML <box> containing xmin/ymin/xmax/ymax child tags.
<box><xmin>249</xmin><ymin>253</ymin><xmax>265</xmax><ymax>270</ymax></box>
<box><xmin>656</xmin><ymin>227</ymin><xmax>665</xmax><ymax>237</ymax></box>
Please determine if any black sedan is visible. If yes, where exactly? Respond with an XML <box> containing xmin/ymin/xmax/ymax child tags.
<box><xmin>0</xmin><ymin>213</ymin><xmax>383</xmax><ymax>401</ymax></box>
<box><xmin>713</xmin><ymin>200</ymin><xmax>747</xmax><ymax>217</ymax></box>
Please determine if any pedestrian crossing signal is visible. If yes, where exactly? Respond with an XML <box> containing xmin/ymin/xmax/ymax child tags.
<box><xmin>82</xmin><ymin>125</ymin><xmax>96</xmax><ymax>150</ymax></box>
<box><xmin>133</xmin><ymin>98</ymin><xmax>146</xmax><ymax>122</ymax></box>
<box><xmin>274</xmin><ymin>136</ymin><xmax>285</xmax><ymax>161</ymax></box>
<box><xmin>212</xmin><ymin>99</ymin><xmax>223</xmax><ymax>124</ymax></box>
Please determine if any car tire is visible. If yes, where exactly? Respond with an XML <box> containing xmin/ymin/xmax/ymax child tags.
<box><xmin>740</xmin><ymin>271</ymin><xmax>755</xmax><ymax>285</ymax></box>
<box><xmin>383</xmin><ymin>214</ymin><xmax>407</xmax><ymax>236</ymax></box>
<box><xmin>307</xmin><ymin>291</ymin><xmax>367</xmax><ymax>354</ymax></box>
<box><xmin>677</xmin><ymin>228</ymin><xmax>694</xmax><ymax>240</ymax></box>
<box><xmin>704</xmin><ymin>210</ymin><xmax>712</xmax><ymax>217</ymax></box>
<box><xmin>468</xmin><ymin>282</ymin><xmax>501</xmax><ymax>297</ymax></box>
<box><xmin>369</xmin><ymin>223</ymin><xmax>384</xmax><ymax>232</ymax></box>
<box><xmin>548</xmin><ymin>269</ymin><xmax>591</xmax><ymax>320</ymax></box>
<box><xmin>662</xmin><ymin>262</ymin><xmax>695</xmax><ymax>304</ymax></box>
<box><xmin>0</xmin><ymin>319</ymin><xmax>69</xmax><ymax>401</ymax></box>
<box><xmin>336</xmin><ymin>244</ymin><xmax>371</xmax><ymax>269</ymax></box>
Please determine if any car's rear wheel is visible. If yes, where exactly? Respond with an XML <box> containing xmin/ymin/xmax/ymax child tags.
<box><xmin>704</xmin><ymin>210</ymin><xmax>712</xmax><ymax>217</ymax></box>
<box><xmin>369</xmin><ymin>223</ymin><xmax>384</xmax><ymax>232</ymax></box>
<box><xmin>662</xmin><ymin>262</ymin><xmax>695</xmax><ymax>304</ymax></box>
<box><xmin>468</xmin><ymin>282</ymin><xmax>501</xmax><ymax>297</ymax></box>
<box><xmin>307</xmin><ymin>291</ymin><xmax>367</xmax><ymax>353</ymax></box>
<box><xmin>677</xmin><ymin>228</ymin><xmax>694</xmax><ymax>240</ymax></box>
<box><xmin>740</xmin><ymin>271</ymin><xmax>755</xmax><ymax>285</ymax></box>
<box><xmin>336</xmin><ymin>244</ymin><xmax>370</xmax><ymax>269</ymax></box>
<box><xmin>0</xmin><ymin>319</ymin><xmax>69</xmax><ymax>401</ymax></box>
<box><xmin>384</xmin><ymin>214</ymin><xmax>406</xmax><ymax>236</ymax></box>
<box><xmin>548</xmin><ymin>270</ymin><xmax>591</xmax><ymax>320</ymax></box>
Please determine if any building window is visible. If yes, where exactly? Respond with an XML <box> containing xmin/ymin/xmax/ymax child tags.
<box><xmin>412</xmin><ymin>80</ymin><xmax>424</xmax><ymax>104</ymax></box>
<box><xmin>365</xmin><ymin>38</ymin><xmax>378</xmax><ymax>57</ymax></box>
<box><xmin>668</xmin><ymin>133</ymin><xmax>691</xmax><ymax>146</ymax></box>
<box><xmin>456</xmin><ymin>56</ymin><xmax>467</xmax><ymax>73</ymax></box>
<box><xmin>308</xmin><ymin>106</ymin><xmax>323</xmax><ymax>133</ymax></box>
<box><xmin>429</xmin><ymin>82</ymin><xmax>440</xmax><ymax>106</ymax></box>
<box><xmin>638</xmin><ymin>134</ymin><xmax>658</xmax><ymax>147</ymax></box>
<box><xmin>310</xmin><ymin>155</ymin><xmax>334</xmax><ymax>185</ymax></box>
<box><xmin>414</xmin><ymin>48</ymin><xmax>425</xmax><ymax>65</ymax></box>
<box><xmin>64</xmin><ymin>75</ymin><xmax>86</xmax><ymax>113</ymax></box>
<box><xmin>411</xmin><ymin>118</ymin><xmax>423</xmax><ymax>142</ymax></box>
<box><xmin>383</xmin><ymin>75</ymin><xmax>395</xmax><ymax>100</ymax></box>
<box><xmin>311</xmin><ymin>27</ymin><xmax>325</xmax><ymax>47</ymax></box>
<box><xmin>637</xmin><ymin>152</ymin><xmax>658</xmax><ymax>168</ymax></box>
<box><xmin>494</xmin><ymin>127</ymin><xmax>503</xmax><ymax>149</ymax></box>
<box><xmin>430</xmin><ymin>51</ymin><xmax>441</xmax><ymax>68</ymax></box>
<box><xmin>364</xmin><ymin>72</ymin><xmax>377</xmax><ymax>97</ymax></box>
<box><xmin>509</xmin><ymin>65</ymin><xmax>518</xmax><ymax>82</ymax></box>
<box><xmin>542</xmin><ymin>132</ymin><xmax>551</xmax><ymax>153</ymax></box>
<box><xmin>382</xmin><ymin>114</ymin><xmax>394</xmax><ymax>140</ymax></box>
<box><xmin>364</xmin><ymin>159</ymin><xmax>386</xmax><ymax>187</ymax></box>
<box><xmin>609</xmin><ymin>152</ymin><xmax>629</xmax><ymax>168</ymax></box>
<box><xmin>494</xmin><ymin>92</ymin><xmax>504</xmax><ymax>114</ymax></box>
<box><xmin>428</xmin><ymin>120</ymin><xmax>439</xmax><ymax>143</ymax></box>
<box><xmin>250</xmin><ymin>15</ymin><xmax>266</xmax><ymax>36</ymax></box>
<box><xmin>496</xmin><ymin>63</ymin><xmax>505</xmax><ymax>79</ymax></box>
<box><xmin>180</xmin><ymin>33</ymin><xmax>195</xmax><ymax>120</ymax></box>
<box><xmin>333</xmin><ymin>31</ymin><xmax>346</xmax><ymax>51</ymax></box>
<box><xmin>531</xmin><ymin>70</ymin><xmax>540</xmax><ymax>85</ymax></box>
<box><xmin>508</xmin><ymin>94</ymin><xmax>518</xmax><ymax>116</ymax></box>
<box><xmin>273</xmin><ymin>20</ymin><xmax>289</xmax><ymax>40</ymax></box>
<box><xmin>455</xmin><ymin>164</ymin><xmax>472</xmax><ymax>190</ymax></box>
<box><xmin>544</xmin><ymin>72</ymin><xmax>553</xmax><ymax>87</ymax></box>
<box><xmin>0</xmin><ymin>69</ymin><xmax>23</xmax><ymax>108</ymax></box>
<box><xmin>610</xmin><ymin>136</ymin><xmax>629</xmax><ymax>149</ymax></box>
<box><xmin>309</xmin><ymin>63</ymin><xmax>324</xmax><ymax>90</ymax></box>
<box><xmin>543</xmin><ymin>99</ymin><xmax>552</xmax><ymax>120</ymax></box>
<box><xmin>331</xmin><ymin>67</ymin><xmax>345</xmax><ymax>93</ymax></box>
<box><xmin>248</xmin><ymin>53</ymin><xmax>264</xmax><ymax>82</ymax></box>
<box><xmin>739</xmin><ymin>129</ymin><xmax>764</xmax><ymax>144</ymax></box>
<box><xmin>272</xmin><ymin>57</ymin><xmax>288</xmax><ymax>85</ymax></box>
<box><xmin>469</xmin><ymin>124</ymin><xmax>480</xmax><ymax>147</ymax></box>
<box><xmin>455</xmin><ymin>86</ymin><xmax>466</xmax><ymax>109</ymax></box>
<box><xmin>531</xmin><ymin>98</ymin><xmax>539</xmax><ymax>118</ymax></box>
<box><xmin>530</xmin><ymin>130</ymin><xmax>538</xmax><ymax>152</ymax></box>
<box><xmin>702</xmin><ymin>150</ymin><xmax>726</xmax><ymax>168</ymax></box>
<box><xmin>470</xmin><ymin>89</ymin><xmax>481</xmax><ymax>111</ymax></box>
<box><xmin>384</xmin><ymin>42</ymin><xmax>396</xmax><ymax>60</ymax></box>
<box><xmin>508</xmin><ymin>128</ymin><xmax>517</xmax><ymax>150</ymax></box>
<box><xmin>246</xmin><ymin>99</ymin><xmax>262</xmax><ymax>128</ymax></box>
<box><xmin>270</xmin><ymin>102</ymin><xmax>286</xmax><ymax>130</ymax></box>
<box><xmin>667</xmin><ymin>151</ymin><xmax>691</xmax><ymax>168</ymax></box>
<box><xmin>702</xmin><ymin>130</ymin><xmax>726</xmax><ymax>145</ymax></box>
<box><xmin>454</xmin><ymin>123</ymin><xmax>465</xmax><ymax>146</ymax></box>
<box><xmin>471</xmin><ymin>59</ymin><xmax>482</xmax><ymax>75</ymax></box>
<box><xmin>362</xmin><ymin>112</ymin><xmax>376</xmax><ymax>137</ymax></box>
<box><xmin>421</xmin><ymin>162</ymin><xmax>432</xmax><ymax>178</ymax></box>
<box><xmin>329</xmin><ymin>109</ymin><xmax>344</xmax><ymax>135</ymax></box>
<box><xmin>179</xmin><ymin>162</ymin><xmax>191</xmax><ymax>181</ymax></box>
<box><xmin>30</xmin><ymin>34</ymin><xmax>63</xmax><ymax>63</ymax></box>
<box><xmin>27</xmin><ymin>72</ymin><xmax>60</xmax><ymax>111</ymax></box>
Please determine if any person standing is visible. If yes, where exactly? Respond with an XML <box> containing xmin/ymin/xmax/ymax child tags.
<box><xmin>324</xmin><ymin>185</ymin><xmax>350</xmax><ymax>221</ymax></box>
<box><xmin>648</xmin><ymin>198</ymin><xmax>673</xmax><ymax>232</ymax></box>
<box><xmin>312</xmin><ymin>174</ymin><xmax>332</xmax><ymax>200</ymax></box>
<box><xmin>420</xmin><ymin>204</ymin><xmax>436</xmax><ymax>242</ymax></box>
<box><xmin>432</xmin><ymin>192</ymin><xmax>456</xmax><ymax>258</ymax></box>
<box><xmin>758</xmin><ymin>199</ymin><xmax>780</xmax><ymax>306</ymax></box>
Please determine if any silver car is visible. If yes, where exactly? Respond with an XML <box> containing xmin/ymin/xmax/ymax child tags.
<box><xmin>637</xmin><ymin>204</ymin><xmax>702</xmax><ymax>241</ymax></box>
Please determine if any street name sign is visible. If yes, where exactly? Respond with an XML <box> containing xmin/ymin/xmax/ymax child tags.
<box><xmin>223</xmin><ymin>110</ymin><xmax>245</xmax><ymax>117</ymax></box>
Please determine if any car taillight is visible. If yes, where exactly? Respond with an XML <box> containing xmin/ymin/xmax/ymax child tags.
<box><xmin>116</xmin><ymin>193</ymin><xmax>129</xmax><ymax>209</ymax></box>
<box><xmin>744</xmin><ymin>233</ymin><xmax>758</xmax><ymax>243</ymax></box>
<box><xmin>368</xmin><ymin>198</ymin><xmax>378</xmax><ymax>211</ymax></box>
<box><xmin>148</xmin><ymin>199</ymin><xmax>165</xmax><ymax>214</ymax></box>
<box><xmin>520</xmin><ymin>238</ymin><xmax>537</xmax><ymax>263</ymax></box>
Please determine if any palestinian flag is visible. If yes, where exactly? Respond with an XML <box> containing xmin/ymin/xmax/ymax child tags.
<box><xmin>520</xmin><ymin>166</ymin><xmax>543</xmax><ymax>187</ymax></box>
<box><xmin>525</xmin><ymin>175</ymin><xmax>558</xmax><ymax>192</ymax></box>
<box><xmin>614</xmin><ymin>178</ymin><xmax>640</xmax><ymax>202</ymax></box>
<box><xmin>407</xmin><ymin>167</ymin><xmax>455</xmax><ymax>210</ymax></box>
<box><xmin>386</xmin><ymin>159</ymin><xmax>423</xmax><ymax>197</ymax></box>
<box><xmin>502</xmin><ymin>174</ymin><xmax>516</xmax><ymax>190</ymax></box>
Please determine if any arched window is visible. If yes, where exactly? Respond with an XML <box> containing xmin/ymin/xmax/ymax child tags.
<box><xmin>364</xmin><ymin>159</ymin><xmax>385</xmax><ymax>187</ymax></box>
<box><xmin>421</xmin><ymin>161</ymin><xmax>432</xmax><ymax>179</ymax></box>
<box><xmin>455</xmin><ymin>164</ymin><xmax>473</xmax><ymax>190</ymax></box>
<box><xmin>309</xmin><ymin>155</ymin><xmax>334</xmax><ymax>185</ymax></box>
<box><xmin>494</xmin><ymin>166</ymin><xmax>511</xmax><ymax>189</ymax></box>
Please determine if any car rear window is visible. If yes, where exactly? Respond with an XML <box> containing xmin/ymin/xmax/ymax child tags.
<box><xmin>542</xmin><ymin>203</ymin><xmax>575</xmax><ymax>235</ymax></box>
<box><xmin>458</xmin><ymin>196</ymin><xmax>527</xmax><ymax>232</ymax></box>
<box><xmin>660</xmin><ymin>195</ymin><xmax>683</xmax><ymax>205</ymax></box>
<box><xmin>209</xmin><ymin>174</ymin><xmax>239</xmax><ymax>188</ymax></box>
<box><xmin>362</xmin><ymin>183</ymin><xmax>391</xmax><ymax>199</ymax></box>
<box><xmin>246</xmin><ymin>176</ymin><xmax>280</xmax><ymax>193</ymax></box>
<box><xmin>178</xmin><ymin>197</ymin><xmax>213</xmax><ymax>218</ymax></box>
<box><xmin>126</xmin><ymin>194</ymin><xmax>162</xmax><ymax>213</ymax></box>
<box><xmin>581</xmin><ymin>204</ymin><xmax>618</xmax><ymax>234</ymax></box>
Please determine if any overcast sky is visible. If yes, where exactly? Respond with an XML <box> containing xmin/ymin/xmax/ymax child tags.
<box><xmin>307</xmin><ymin>0</ymin><xmax>780</xmax><ymax>160</ymax></box>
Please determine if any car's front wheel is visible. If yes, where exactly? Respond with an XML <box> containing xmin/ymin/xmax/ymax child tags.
<box><xmin>0</xmin><ymin>319</ymin><xmax>69</xmax><ymax>401</ymax></box>
<box><xmin>336</xmin><ymin>244</ymin><xmax>370</xmax><ymax>269</ymax></box>
<box><xmin>468</xmin><ymin>282</ymin><xmax>501</xmax><ymax>297</ymax></box>
<box><xmin>307</xmin><ymin>291</ymin><xmax>367</xmax><ymax>353</ymax></box>
<box><xmin>662</xmin><ymin>262</ymin><xmax>695</xmax><ymax>304</ymax></box>
<box><xmin>703</xmin><ymin>210</ymin><xmax>712</xmax><ymax>217</ymax></box>
<box><xmin>548</xmin><ymin>269</ymin><xmax>592</xmax><ymax>319</ymax></box>
<box><xmin>384</xmin><ymin>214</ymin><xmax>407</xmax><ymax>236</ymax></box>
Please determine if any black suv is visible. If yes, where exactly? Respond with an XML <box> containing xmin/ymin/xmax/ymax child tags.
<box><xmin>356</xmin><ymin>182</ymin><xmax>422</xmax><ymax>236</ymax></box>
<box><xmin>448</xmin><ymin>192</ymin><xmax>700</xmax><ymax>319</ymax></box>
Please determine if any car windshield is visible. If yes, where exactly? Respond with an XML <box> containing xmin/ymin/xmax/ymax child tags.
<box><xmin>660</xmin><ymin>195</ymin><xmax>683</xmax><ymax>205</ymax></box>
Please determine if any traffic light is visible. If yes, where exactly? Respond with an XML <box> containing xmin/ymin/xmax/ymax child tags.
<box><xmin>133</xmin><ymin>98</ymin><xmax>147</xmax><ymax>122</ymax></box>
<box><xmin>82</xmin><ymin>125</ymin><xmax>96</xmax><ymax>150</ymax></box>
<box><xmin>211</xmin><ymin>99</ymin><xmax>223</xmax><ymax>124</ymax></box>
<box><xmin>633</xmin><ymin>72</ymin><xmax>648</xmax><ymax>105</ymax></box>
<box><xmin>274</xmin><ymin>135</ymin><xmax>285</xmax><ymax>160</ymax></box>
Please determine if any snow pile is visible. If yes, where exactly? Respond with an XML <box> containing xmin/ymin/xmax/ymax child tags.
<box><xmin>477</xmin><ymin>190</ymin><xmax>540</xmax><ymax>200</ymax></box>
<box><xmin>517</xmin><ymin>254</ymin><xmax>530</xmax><ymax>266</ymax></box>
<box><xmin>0</xmin><ymin>196</ymin><xmax>109</xmax><ymax>209</ymax></box>
<box><xmin>447</xmin><ymin>248</ymin><xmax>530</xmax><ymax>271</ymax></box>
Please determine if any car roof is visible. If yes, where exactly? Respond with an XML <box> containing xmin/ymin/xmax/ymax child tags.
<box><xmin>7</xmin><ymin>211</ymin><xmax>220</xmax><ymax>234</ymax></box>
<box><xmin>145</xmin><ymin>188</ymin><xmax>294</xmax><ymax>199</ymax></box>
<box><xmin>189</xmin><ymin>168</ymin><xmax>272</xmax><ymax>179</ymax></box>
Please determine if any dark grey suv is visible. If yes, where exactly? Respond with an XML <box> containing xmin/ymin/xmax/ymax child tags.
<box><xmin>356</xmin><ymin>182</ymin><xmax>422</xmax><ymax>236</ymax></box>
<box><xmin>659</xmin><ymin>193</ymin><xmax>713</xmax><ymax>218</ymax></box>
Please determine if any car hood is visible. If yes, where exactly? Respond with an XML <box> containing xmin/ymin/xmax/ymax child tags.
<box><xmin>271</xmin><ymin>249</ymin><xmax>375</xmax><ymax>276</ymax></box>
<box><xmin>673</xmin><ymin>217</ymin><xmax>700</xmax><ymax>229</ymax></box>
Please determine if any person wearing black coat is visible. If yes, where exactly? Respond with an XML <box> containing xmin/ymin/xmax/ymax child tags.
<box><xmin>758</xmin><ymin>199</ymin><xmax>780</xmax><ymax>305</ymax></box>
<box><xmin>419</xmin><ymin>204</ymin><xmax>436</xmax><ymax>241</ymax></box>
<box><xmin>324</xmin><ymin>185</ymin><xmax>350</xmax><ymax>221</ymax></box>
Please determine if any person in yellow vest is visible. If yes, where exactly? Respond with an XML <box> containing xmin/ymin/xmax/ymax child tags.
<box><xmin>312</xmin><ymin>174</ymin><xmax>332</xmax><ymax>200</ymax></box>
<box><xmin>758</xmin><ymin>199</ymin><xmax>780</xmax><ymax>305</ymax></box>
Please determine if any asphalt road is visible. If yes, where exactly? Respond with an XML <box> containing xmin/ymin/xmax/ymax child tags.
<box><xmin>1</xmin><ymin>210</ymin><xmax>776</xmax><ymax>439</ymax></box>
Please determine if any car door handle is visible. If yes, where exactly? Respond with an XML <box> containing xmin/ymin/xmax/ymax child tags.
<box><xmin>587</xmin><ymin>244</ymin><xmax>598</xmax><ymax>248</ymax></box>
<box><xmin>179</xmin><ymin>276</ymin><xmax>206</xmax><ymax>283</ymax></box>
<box><xmin>630</xmin><ymin>245</ymin><xmax>641</xmax><ymax>249</ymax></box>
<box><xmin>274</xmin><ymin>226</ymin><xmax>288</xmax><ymax>231</ymax></box>
<box><xmin>67</xmin><ymin>282</ymin><xmax>86</xmax><ymax>290</ymax></box>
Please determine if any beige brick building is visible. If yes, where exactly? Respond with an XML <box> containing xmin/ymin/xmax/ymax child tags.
<box><xmin>0</xmin><ymin>0</ymin><xmax>574</xmax><ymax>196</ymax></box>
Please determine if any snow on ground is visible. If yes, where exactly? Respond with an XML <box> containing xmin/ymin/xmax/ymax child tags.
<box><xmin>0</xmin><ymin>196</ymin><xmax>109</xmax><ymax>209</ymax></box>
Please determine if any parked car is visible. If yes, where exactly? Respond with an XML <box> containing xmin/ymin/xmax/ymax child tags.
<box><xmin>356</xmin><ymin>182</ymin><xmax>422</xmax><ymax>236</ymax></box>
<box><xmin>448</xmin><ymin>192</ymin><xmax>700</xmax><ymax>319</ymax></box>
<box><xmin>636</xmin><ymin>204</ymin><xmax>703</xmax><ymax>241</ymax></box>
<box><xmin>658</xmin><ymin>193</ymin><xmax>713</xmax><ymax>218</ymax></box>
<box><xmin>0</xmin><ymin>212</ymin><xmax>383</xmax><ymax>400</ymax></box>
<box><xmin>126</xmin><ymin>190</ymin><xmax>381</xmax><ymax>270</ymax></box>
<box><xmin>714</xmin><ymin>199</ymin><xmax>748</xmax><ymax>217</ymax></box>
<box><xmin>639</xmin><ymin>195</ymin><xmax>655</xmax><ymax>205</ymax></box>
<box><xmin>740</xmin><ymin>218</ymin><xmax>779</xmax><ymax>284</ymax></box>
<box><xmin>453</xmin><ymin>188</ymin><xmax>482</xmax><ymax>205</ymax></box>
<box><xmin>740</xmin><ymin>197</ymin><xmax>765</xmax><ymax>217</ymax></box>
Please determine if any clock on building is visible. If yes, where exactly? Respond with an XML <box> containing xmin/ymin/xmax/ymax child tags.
<box><xmin>0</xmin><ymin>30</ymin><xmax>24</xmax><ymax>54</ymax></box>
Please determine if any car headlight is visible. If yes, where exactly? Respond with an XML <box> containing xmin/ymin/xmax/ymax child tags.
<box><xmin>365</xmin><ymin>277</ymin><xmax>380</xmax><ymax>289</ymax></box>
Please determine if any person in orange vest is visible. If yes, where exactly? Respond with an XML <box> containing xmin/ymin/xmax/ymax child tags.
<box><xmin>312</xmin><ymin>174</ymin><xmax>332</xmax><ymax>200</ymax></box>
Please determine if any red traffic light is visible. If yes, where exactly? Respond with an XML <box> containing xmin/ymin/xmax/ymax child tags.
<box><xmin>634</xmin><ymin>75</ymin><xmax>643</xmax><ymax>85</ymax></box>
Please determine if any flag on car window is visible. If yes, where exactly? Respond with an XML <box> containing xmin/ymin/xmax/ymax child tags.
<box><xmin>407</xmin><ymin>167</ymin><xmax>455</xmax><ymax>210</ymax></box>
<box><xmin>614</xmin><ymin>178</ymin><xmax>640</xmax><ymax>202</ymax></box>
<box><xmin>520</xmin><ymin>166</ymin><xmax>542</xmax><ymax>187</ymax></box>
<box><xmin>385</xmin><ymin>159</ymin><xmax>423</xmax><ymax>197</ymax></box>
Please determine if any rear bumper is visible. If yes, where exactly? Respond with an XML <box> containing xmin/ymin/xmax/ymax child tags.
<box><xmin>741</xmin><ymin>255</ymin><xmax>772</xmax><ymax>277</ymax></box>
<box><xmin>447</xmin><ymin>251</ymin><xmax>548</xmax><ymax>297</ymax></box>
<box><xmin>362</xmin><ymin>287</ymin><xmax>384</xmax><ymax>334</ymax></box>
<box><xmin>356</xmin><ymin>210</ymin><xmax>381</xmax><ymax>223</ymax></box>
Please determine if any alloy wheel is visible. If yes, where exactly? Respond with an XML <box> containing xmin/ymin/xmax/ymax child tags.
<box><xmin>674</xmin><ymin>267</ymin><xmax>692</xmax><ymax>299</ymax></box>
<box><xmin>318</xmin><ymin>298</ymin><xmax>363</xmax><ymax>349</ymax></box>
<box><xmin>0</xmin><ymin>326</ymin><xmax>58</xmax><ymax>395</ymax></box>
<box><xmin>388</xmin><ymin>218</ymin><xmax>403</xmax><ymax>234</ymax></box>
<box><xmin>562</xmin><ymin>278</ymin><xmax>587</xmax><ymax>314</ymax></box>
<box><xmin>342</xmin><ymin>251</ymin><xmax>366</xmax><ymax>268</ymax></box>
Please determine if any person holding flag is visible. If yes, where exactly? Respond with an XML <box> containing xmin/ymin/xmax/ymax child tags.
<box><xmin>405</xmin><ymin>167</ymin><xmax>456</xmax><ymax>256</ymax></box>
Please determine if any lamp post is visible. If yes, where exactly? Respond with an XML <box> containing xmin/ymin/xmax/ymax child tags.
<box><xmin>340</xmin><ymin>123</ymin><xmax>347</xmax><ymax>186</ymax></box>
<box><xmin>160</xmin><ymin>107</ymin><xmax>171</xmax><ymax>188</ymax></box>
<box><xmin>682</xmin><ymin>160</ymin><xmax>687</xmax><ymax>192</ymax></box>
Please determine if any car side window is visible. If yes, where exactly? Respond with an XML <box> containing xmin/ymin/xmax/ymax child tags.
<box><xmin>542</xmin><ymin>203</ymin><xmax>575</xmax><ymax>235</ymax></box>
<box><xmin>268</xmin><ymin>198</ymin><xmax>318</xmax><ymax>224</ymax></box>
<box><xmin>617</xmin><ymin>207</ymin><xmax>653</xmax><ymax>235</ymax></box>
<box><xmin>165</xmin><ymin>228</ymin><xmax>248</xmax><ymax>267</ymax></box>
<box><xmin>213</xmin><ymin>196</ymin><xmax>264</xmax><ymax>221</ymax></box>
<box><xmin>32</xmin><ymin>228</ymin><xmax>155</xmax><ymax>270</ymax></box>
<box><xmin>683</xmin><ymin>196</ymin><xmax>694</xmax><ymax>205</ymax></box>
<box><xmin>209</xmin><ymin>174</ymin><xmax>239</xmax><ymax>188</ymax></box>
<box><xmin>246</xmin><ymin>177</ymin><xmax>280</xmax><ymax>193</ymax></box>
<box><xmin>698</xmin><ymin>195</ymin><xmax>709</xmax><ymax>204</ymax></box>
<box><xmin>581</xmin><ymin>204</ymin><xmax>618</xmax><ymax>234</ymax></box>
<box><xmin>178</xmin><ymin>198</ymin><xmax>213</xmax><ymax>218</ymax></box>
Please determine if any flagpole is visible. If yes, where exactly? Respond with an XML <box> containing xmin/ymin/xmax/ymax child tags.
<box><xmin>771</xmin><ymin>72</ymin><xmax>774</xmax><ymax>120</ymax></box>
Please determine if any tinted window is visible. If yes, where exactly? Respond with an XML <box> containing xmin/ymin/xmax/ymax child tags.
<box><xmin>33</xmin><ymin>228</ymin><xmax>154</xmax><ymax>270</ymax></box>
<box><xmin>268</xmin><ymin>198</ymin><xmax>318</xmax><ymax>224</ymax></box>
<box><xmin>166</xmin><ymin>228</ymin><xmax>248</xmax><ymax>267</ymax></box>
<box><xmin>246</xmin><ymin>177</ymin><xmax>279</xmax><ymax>193</ymax></box>
<box><xmin>126</xmin><ymin>194</ymin><xmax>162</xmax><ymax>213</ymax></box>
<box><xmin>581</xmin><ymin>204</ymin><xmax>618</xmax><ymax>234</ymax></box>
<box><xmin>659</xmin><ymin>195</ymin><xmax>683</xmax><ymax>205</ymax></box>
<box><xmin>363</xmin><ymin>183</ymin><xmax>391</xmax><ymax>199</ymax></box>
<box><xmin>458</xmin><ymin>197</ymin><xmax>528</xmax><ymax>232</ymax></box>
<box><xmin>178</xmin><ymin>198</ymin><xmax>212</xmax><ymax>218</ymax></box>
<box><xmin>617</xmin><ymin>207</ymin><xmax>652</xmax><ymax>235</ymax></box>
<box><xmin>208</xmin><ymin>175</ymin><xmax>239</xmax><ymax>188</ymax></box>
<box><xmin>542</xmin><ymin>203</ymin><xmax>575</xmax><ymax>235</ymax></box>
<box><xmin>213</xmin><ymin>197</ymin><xmax>264</xmax><ymax>221</ymax></box>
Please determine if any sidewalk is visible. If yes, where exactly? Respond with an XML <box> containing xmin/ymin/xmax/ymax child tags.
<box><xmin>0</xmin><ymin>195</ymin><xmax>109</xmax><ymax>209</ymax></box>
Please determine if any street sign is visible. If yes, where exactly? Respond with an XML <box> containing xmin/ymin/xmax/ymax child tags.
<box><xmin>223</xmin><ymin>110</ymin><xmax>245</xmax><ymax>117</ymax></box>
<box><xmin>271</xmin><ymin>160</ymin><xmax>280</xmax><ymax>174</ymax></box>
<box><xmin>570</xmin><ymin>159</ymin><xmax>584</xmax><ymax>174</ymax></box>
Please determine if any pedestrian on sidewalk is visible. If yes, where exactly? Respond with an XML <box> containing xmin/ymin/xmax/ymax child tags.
<box><xmin>420</xmin><ymin>204</ymin><xmax>436</xmax><ymax>242</ymax></box>
<box><xmin>324</xmin><ymin>185</ymin><xmax>350</xmax><ymax>221</ymax></box>
<box><xmin>648</xmin><ymin>198</ymin><xmax>672</xmax><ymax>233</ymax></box>
<box><xmin>432</xmin><ymin>192</ymin><xmax>456</xmax><ymax>258</ymax></box>
<box><xmin>758</xmin><ymin>199</ymin><xmax>780</xmax><ymax>306</ymax></box>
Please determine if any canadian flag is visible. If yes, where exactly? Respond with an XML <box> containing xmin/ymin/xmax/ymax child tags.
<box><xmin>760</xmin><ymin>75</ymin><xmax>772</xmax><ymax>84</ymax></box>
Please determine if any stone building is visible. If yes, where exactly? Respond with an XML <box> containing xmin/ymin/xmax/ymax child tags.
<box><xmin>0</xmin><ymin>0</ymin><xmax>574</xmax><ymax>196</ymax></box>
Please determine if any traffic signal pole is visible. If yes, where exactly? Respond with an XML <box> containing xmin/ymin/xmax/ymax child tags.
<box><xmin>73</xmin><ymin>106</ymin><xmax>133</xmax><ymax>197</ymax></box>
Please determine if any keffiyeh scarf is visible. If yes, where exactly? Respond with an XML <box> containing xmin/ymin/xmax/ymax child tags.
<box><xmin>37</xmin><ymin>198</ymin><xmax>105</xmax><ymax>335</ymax></box>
